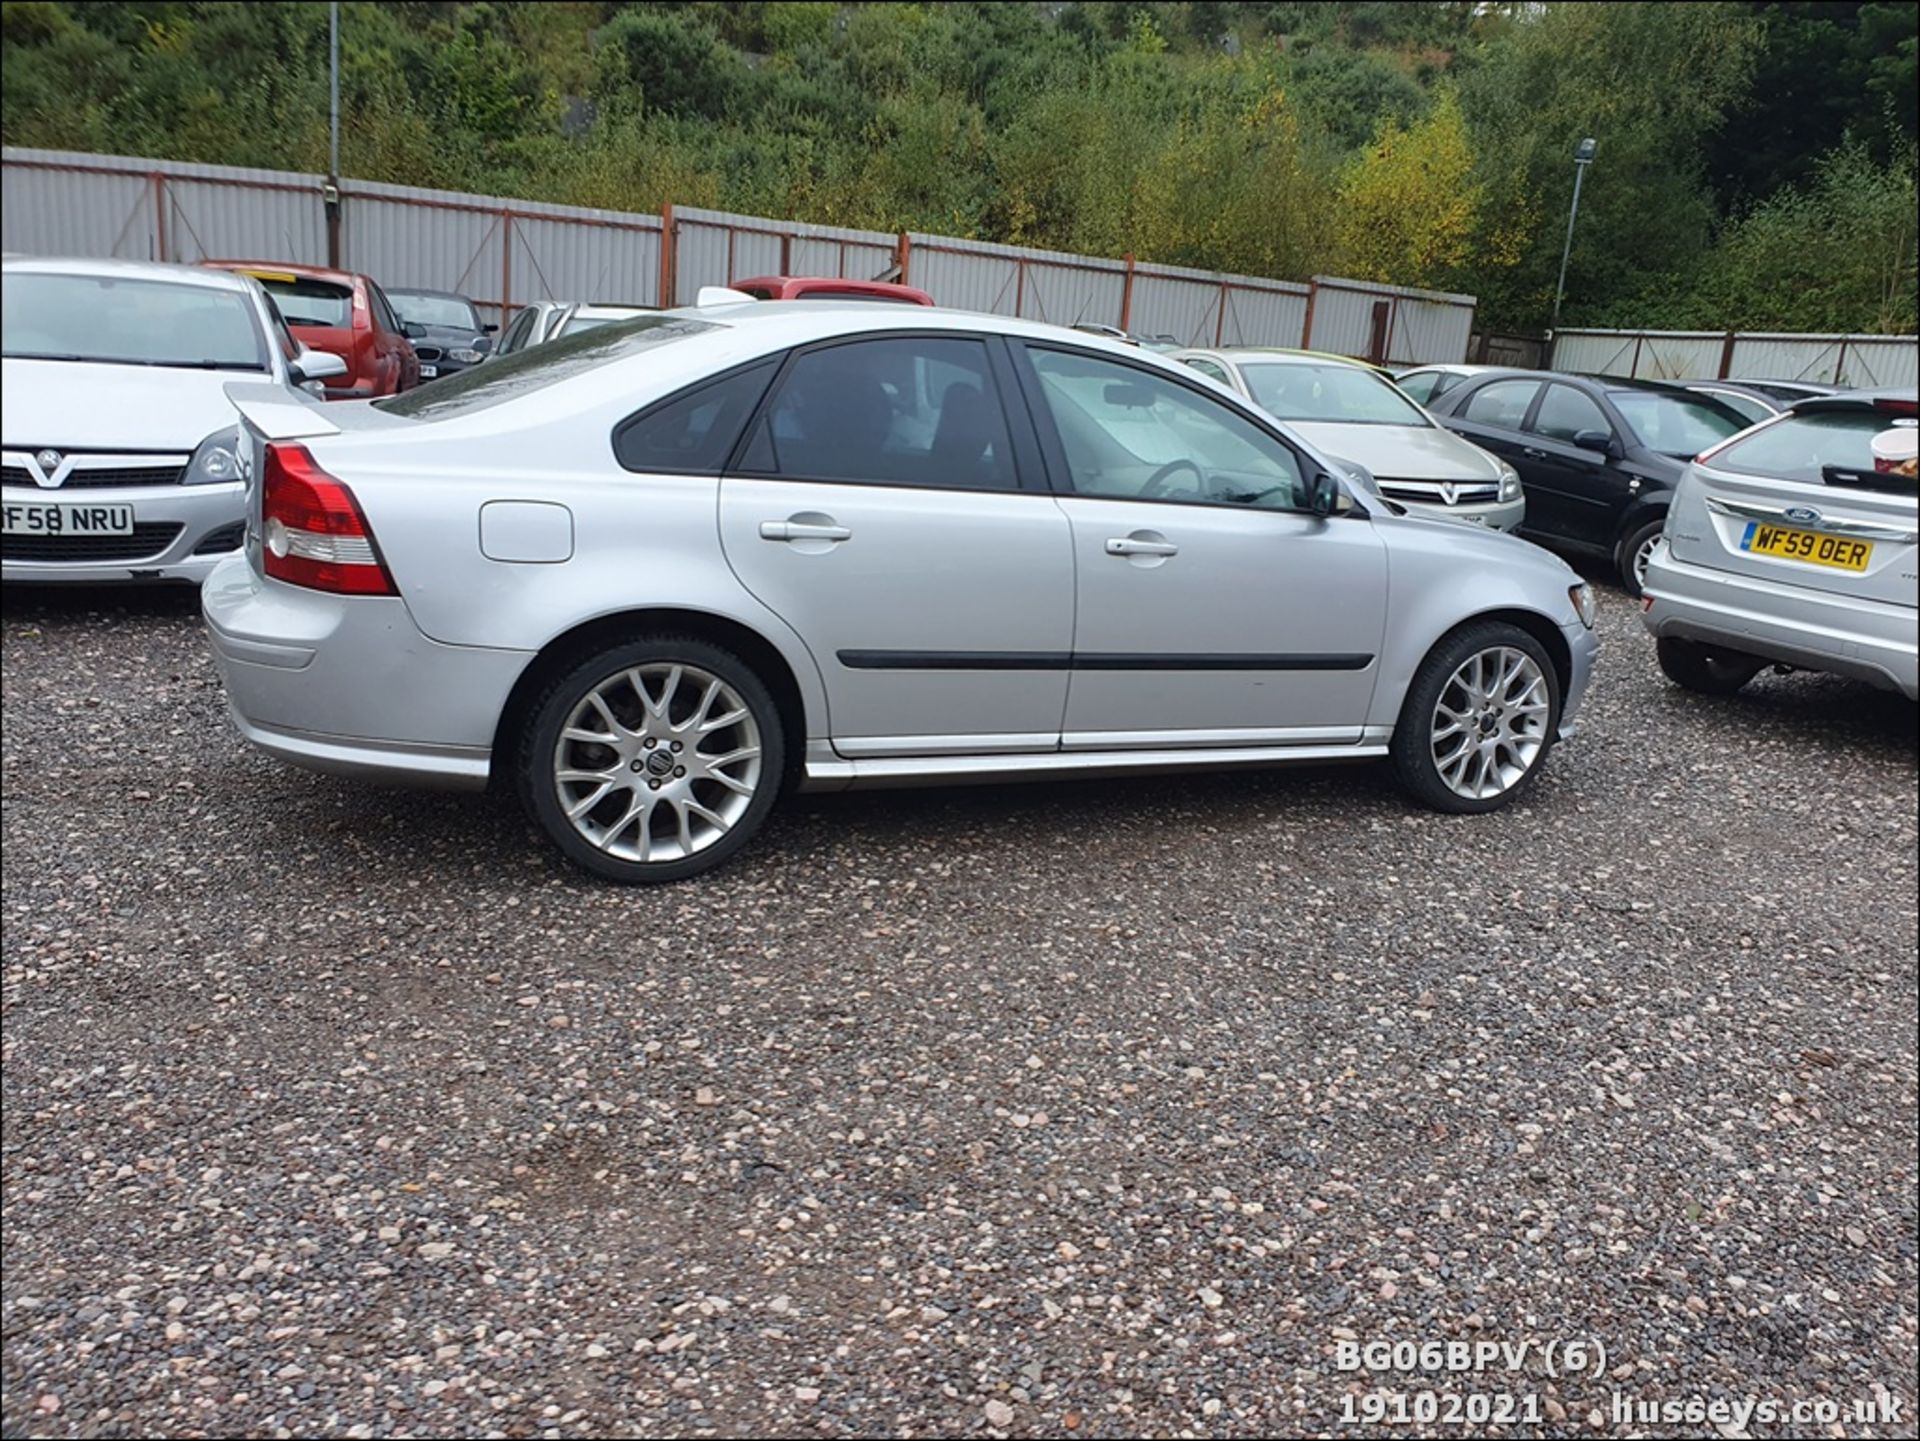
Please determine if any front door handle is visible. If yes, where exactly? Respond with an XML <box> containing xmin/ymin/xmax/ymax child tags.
<box><xmin>760</xmin><ymin>519</ymin><xmax>851</xmax><ymax>543</ymax></box>
<box><xmin>1106</xmin><ymin>536</ymin><xmax>1179</xmax><ymax>557</ymax></box>
<box><xmin>1521</xmin><ymin>446</ymin><xmax>1547</xmax><ymax>459</ymax></box>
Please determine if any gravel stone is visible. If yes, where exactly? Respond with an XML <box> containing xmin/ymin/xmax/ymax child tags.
<box><xmin>2</xmin><ymin>581</ymin><xmax>1915</xmax><ymax>1438</ymax></box>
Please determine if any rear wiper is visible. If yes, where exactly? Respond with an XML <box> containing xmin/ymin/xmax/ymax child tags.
<box><xmin>1821</xmin><ymin>464</ymin><xmax>1911</xmax><ymax>493</ymax></box>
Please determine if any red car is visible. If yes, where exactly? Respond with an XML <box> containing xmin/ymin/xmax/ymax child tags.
<box><xmin>732</xmin><ymin>275</ymin><xmax>934</xmax><ymax>306</ymax></box>
<box><xmin>202</xmin><ymin>261</ymin><xmax>420</xmax><ymax>399</ymax></box>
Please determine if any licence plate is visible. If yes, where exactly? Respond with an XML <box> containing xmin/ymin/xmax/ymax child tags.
<box><xmin>418</xmin><ymin>364</ymin><xmax>438</xmax><ymax>378</ymax></box>
<box><xmin>1740</xmin><ymin>522</ymin><xmax>1872</xmax><ymax>572</ymax></box>
<box><xmin>1</xmin><ymin>501</ymin><xmax>134</xmax><ymax>536</ymax></box>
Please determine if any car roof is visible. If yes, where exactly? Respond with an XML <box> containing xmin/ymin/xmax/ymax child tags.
<box><xmin>674</xmin><ymin>299</ymin><xmax>1183</xmax><ymax>352</ymax></box>
<box><xmin>205</xmin><ymin>259</ymin><xmax>363</xmax><ymax>287</ymax></box>
<box><xmin>2</xmin><ymin>254</ymin><xmax>258</xmax><ymax>293</ymax></box>
<box><xmin>388</xmin><ymin>286</ymin><xmax>474</xmax><ymax>301</ymax></box>
<box><xmin>567</xmin><ymin>304</ymin><xmax>653</xmax><ymax>320</ymax></box>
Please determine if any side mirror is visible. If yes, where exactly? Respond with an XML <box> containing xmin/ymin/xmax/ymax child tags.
<box><xmin>290</xmin><ymin>348</ymin><xmax>348</xmax><ymax>384</ymax></box>
<box><xmin>1308</xmin><ymin>471</ymin><xmax>1354</xmax><ymax>518</ymax></box>
<box><xmin>1573</xmin><ymin>427</ymin><xmax>1616</xmax><ymax>455</ymax></box>
<box><xmin>402</xmin><ymin>320</ymin><xmax>428</xmax><ymax>339</ymax></box>
<box><xmin>483</xmin><ymin>322</ymin><xmax>499</xmax><ymax>333</ymax></box>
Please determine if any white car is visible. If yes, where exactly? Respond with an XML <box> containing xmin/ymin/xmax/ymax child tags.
<box><xmin>1176</xmin><ymin>349</ymin><xmax>1525</xmax><ymax>530</ymax></box>
<box><xmin>2</xmin><ymin>256</ymin><xmax>345</xmax><ymax>584</ymax></box>
<box><xmin>554</xmin><ymin>303</ymin><xmax>654</xmax><ymax>339</ymax></box>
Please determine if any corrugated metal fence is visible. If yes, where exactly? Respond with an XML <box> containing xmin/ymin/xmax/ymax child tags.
<box><xmin>3</xmin><ymin>145</ymin><xmax>1477</xmax><ymax>363</ymax></box>
<box><xmin>1551</xmin><ymin>328</ymin><xmax>1919</xmax><ymax>389</ymax></box>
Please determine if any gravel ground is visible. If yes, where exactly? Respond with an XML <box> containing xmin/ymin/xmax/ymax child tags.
<box><xmin>3</xmin><ymin>578</ymin><xmax>1915</xmax><ymax>1440</ymax></box>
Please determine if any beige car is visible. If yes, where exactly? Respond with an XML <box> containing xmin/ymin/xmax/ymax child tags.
<box><xmin>1175</xmin><ymin>348</ymin><xmax>1525</xmax><ymax>530</ymax></box>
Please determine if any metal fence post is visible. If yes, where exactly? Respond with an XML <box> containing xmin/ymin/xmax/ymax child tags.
<box><xmin>151</xmin><ymin>173</ymin><xmax>168</xmax><ymax>261</ymax></box>
<box><xmin>658</xmin><ymin>202</ymin><xmax>675</xmax><ymax>306</ymax></box>
<box><xmin>500</xmin><ymin>208</ymin><xmax>513</xmax><ymax>318</ymax></box>
<box><xmin>896</xmin><ymin>231</ymin><xmax>911</xmax><ymax>286</ymax></box>
<box><xmin>1119</xmin><ymin>252</ymin><xmax>1135</xmax><ymax>331</ymax></box>
<box><xmin>1717</xmin><ymin>331</ymin><xmax>1737</xmax><ymax>379</ymax></box>
<box><xmin>1301</xmin><ymin>278</ymin><xmax>1318</xmax><ymax>348</ymax></box>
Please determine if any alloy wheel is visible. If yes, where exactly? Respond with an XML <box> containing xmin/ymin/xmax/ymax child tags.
<box><xmin>552</xmin><ymin>662</ymin><xmax>763</xmax><ymax>863</ymax></box>
<box><xmin>1430</xmin><ymin>646</ymin><xmax>1551</xmax><ymax>801</ymax></box>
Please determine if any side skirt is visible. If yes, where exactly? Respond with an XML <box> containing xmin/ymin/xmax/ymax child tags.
<box><xmin>799</xmin><ymin>740</ymin><xmax>1390</xmax><ymax>793</ymax></box>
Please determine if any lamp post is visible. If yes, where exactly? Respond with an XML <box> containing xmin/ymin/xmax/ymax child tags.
<box><xmin>1551</xmin><ymin>137</ymin><xmax>1596</xmax><ymax>328</ymax></box>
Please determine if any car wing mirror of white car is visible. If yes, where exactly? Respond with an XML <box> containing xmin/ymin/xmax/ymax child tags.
<box><xmin>291</xmin><ymin>348</ymin><xmax>349</xmax><ymax>385</ymax></box>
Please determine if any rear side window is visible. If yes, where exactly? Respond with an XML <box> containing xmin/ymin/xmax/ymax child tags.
<box><xmin>740</xmin><ymin>336</ymin><xmax>1018</xmax><ymax>491</ymax></box>
<box><xmin>1610</xmin><ymin>391</ymin><xmax>1745</xmax><ymax>459</ymax></box>
<box><xmin>1696</xmin><ymin>389</ymin><xmax>1773</xmax><ymax>426</ymax></box>
<box><xmin>615</xmin><ymin>360</ymin><xmax>777</xmax><ymax>474</ymax></box>
<box><xmin>1710</xmin><ymin>409</ymin><xmax>1914</xmax><ymax>485</ymax></box>
<box><xmin>1461</xmin><ymin>379</ymin><xmax>1540</xmax><ymax>429</ymax></box>
<box><xmin>258</xmin><ymin>276</ymin><xmax>353</xmax><ymax>329</ymax></box>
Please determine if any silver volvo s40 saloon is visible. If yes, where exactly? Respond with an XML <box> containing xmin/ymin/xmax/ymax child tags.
<box><xmin>202</xmin><ymin>302</ymin><xmax>1600</xmax><ymax>882</ymax></box>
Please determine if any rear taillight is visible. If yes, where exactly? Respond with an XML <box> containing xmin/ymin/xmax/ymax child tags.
<box><xmin>261</xmin><ymin>443</ymin><xmax>397</xmax><ymax>596</ymax></box>
<box><xmin>1872</xmin><ymin>397</ymin><xmax>1918</xmax><ymax>417</ymax></box>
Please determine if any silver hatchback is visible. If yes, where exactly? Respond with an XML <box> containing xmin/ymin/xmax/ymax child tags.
<box><xmin>1643</xmin><ymin>390</ymin><xmax>1918</xmax><ymax>699</ymax></box>
<box><xmin>202</xmin><ymin>304</ymin><xmax>1599</xmax><ymax>882</ymax></box>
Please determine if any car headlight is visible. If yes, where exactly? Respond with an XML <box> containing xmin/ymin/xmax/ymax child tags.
<box><xmin>448</xmin><ymin>347</ymin><xmax>483</xmax><ymax>364</ymax></box>
<box><xmin>1498</xmin><ymin>461</ymin><xmax>1522</xmax><ymax>502</ymax></box>
<box><xmin>1569</xmin><ymin>581</ymin><xmax>1596</xmax><ymax>628</ymax></box>
<box><xmin>183</xmin><ymin>426</ymin><xmax>243</xmax><ymax>485</ymax></box>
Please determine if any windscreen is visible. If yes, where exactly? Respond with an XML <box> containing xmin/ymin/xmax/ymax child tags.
<box><xmin>254</xmin><ymin>276</ymin><xmax>354</xmax><ymax>329</ymax></box>
<box><xmin>1610</xmin><ymin>390</ymin><xmax>1745</xmax><ymax>458</ymax></box>
<box><xmin>1241</xmin><ymin>362</ymin><xmax>1428</xmax><ymax>426</ymax></box>
<box><xmin>2</xmin><ymin>270</ymin><xmax>267</xmax><ymax>370</ymax></box>
<box><xmin>1709</xmin><ymin>408</ymin><xmax>1910</xmax><ymax>482</ymax></box>
<box><xmin>390</xmin><ymin>292</ymin><xmax>480</xmax><ymax>330</ymax></box>
<box><xmin>375</xmin><ymin>314</ymin><xmax>719</xmax><ymax>420</ymax></box>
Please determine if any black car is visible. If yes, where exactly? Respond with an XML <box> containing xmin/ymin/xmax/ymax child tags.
<box><xmin>385</xmin><ymin>287</ymin><xmax>495</xmax><ymax>381</ymax></box>
<box><xmin>1419</xmin><ymin>369</ymin><xmax>1749</xmax><ymax>596</ymax></box>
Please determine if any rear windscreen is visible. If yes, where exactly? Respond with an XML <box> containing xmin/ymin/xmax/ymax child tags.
<box><xmin>257</xmin><ymin>277</ymin><xmax>353</xmax><ymax>329</ymax></box>
<box><xmin>1709</xmin><ymin>409</ymin><xmax>1903</xmax><ymax>483</ymax></box>
<box><xmin>374</xmin><ymin>314</ymin><xmax>720</xmax><ymax>420</ymax></box>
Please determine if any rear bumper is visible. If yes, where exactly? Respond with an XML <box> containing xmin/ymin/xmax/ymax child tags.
<box><xmin>1642</xmin><ymin>545</ymin><xmax>1919</xmax><ymax>699</ymax></box>
<box><xmin>201</xmin><ymin>554</ymin><xmax>532</xmax><ymax>788</ymax></box>
<box><xmin>1</xmin><ymin>481</ymin><xmax>244</xmax><ymax>585</ymax></box>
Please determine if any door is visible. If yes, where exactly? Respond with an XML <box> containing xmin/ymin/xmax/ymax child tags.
<box><xmin>1015</xmin><ymin>344</ymin><xmax>1388</xmax><ymax>748</ymax></box>
<box><xmin>718</xmin><ymin>333</ymin><xmax>1074</xmax><ymax>756</ymax></box>
<box><xmin>1515</xmin><ymin>381</ymin><xmax>1628</xmax><ymax>547</ymax></box>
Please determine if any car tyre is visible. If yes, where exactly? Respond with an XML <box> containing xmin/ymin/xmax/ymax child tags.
<box><xmin>519</xmin><ymin>635</ymin><xmax>785</xmax><ymax>883</ymax></box>
<box><xmin>1655</xmin><ymin>636</ymin><xmax>1764</xmax><ymax>697</ymax></box>
<box><xmin>1391</xmin><ymin>621</ymin><xmax>1562</xmax><ymax>815</ymax></box>
<box><xmin>1616</xmin><ymin>516</ymin><xmax>1666</xmax><ymax>599</ymax></box>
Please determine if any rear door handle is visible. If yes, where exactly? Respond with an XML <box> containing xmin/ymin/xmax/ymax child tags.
<box><xmin>1106</xmin><ymin>537</ymin><xmax>1179</xmax><ymax>557</ymax></box>
<box><xmin>1521</xmin><ymin>446</ymin><xmax>1548</xmax><ymax>459</ymax></box>
<box><xmin>760</xmin><ymin>520</ymin><xmax>851</xmax><ymax>543</ymax></box>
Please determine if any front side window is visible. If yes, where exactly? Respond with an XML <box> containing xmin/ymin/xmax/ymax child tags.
<box><xmin>1460</xmin><ymin>379</ymin><xmax>1541</xmax><ymax>430</ymax></box>
<box><xmin>1183</xmin><ymin>357</ymin><xmax>1233</xmax><ymax>386</ymax></box>
<box><xmin>1</xmin><ymin>271</ymin><xmax>268</xmax><ymax>371</ymax></box>
<box><xmin>1025</xmin><ymin>347</ymin><xmax>1306</xmax><ymax>510</ymax></box>
<box><xmin>1240</xmin><ymin>362</ymin><xmax>1428</xmax><ymax>427</ymax></box>
<box><xmin>743</xmin><ymin>336</ymin><xmax>1018</xmax><ymax>491</ymax></box>
<box><xmin>1610</xmin><ymin>390</ymin><xmax>1745</xmax><ymax>459</ymax></box>
<box><xmin>1529</xmin><ymin>384</ymin><xmax>1612</xmax><ymax>444</ymax></box>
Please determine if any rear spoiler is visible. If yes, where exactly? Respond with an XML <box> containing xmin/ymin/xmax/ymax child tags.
<box><xmin>223</xmin><ymin>382</ymin><xmax>342</xmax><ymax>441</ymax></box>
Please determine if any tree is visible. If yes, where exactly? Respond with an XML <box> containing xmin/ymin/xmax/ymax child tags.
<box><xmin>1335</xmin><ymin>87</ymin><xmax>1478</xmax><ymax>288</ymax></box>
